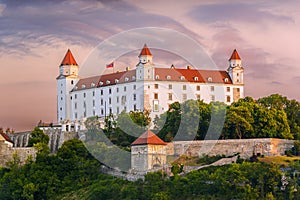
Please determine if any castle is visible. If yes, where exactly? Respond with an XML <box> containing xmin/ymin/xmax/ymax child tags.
<box><xmin>56</xmin><ymin>44</ymin><xmax>244</xmax><ymax>129</ymax></box>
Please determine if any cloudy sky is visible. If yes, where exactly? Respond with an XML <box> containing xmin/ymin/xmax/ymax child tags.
<box><xmin>1</xmin><ymin>0</ymin><xmax>300</xmax><ymax>131</ymax></box>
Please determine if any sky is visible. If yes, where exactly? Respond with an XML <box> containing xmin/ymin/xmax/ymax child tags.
<box><xmin>0</xmin><ymin>0</ymin><xmax>300</xmax><ymax>131</ymax></box>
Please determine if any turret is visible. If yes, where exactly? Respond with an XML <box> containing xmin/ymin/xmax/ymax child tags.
<box><xmin>56</xmin><ymin>49</ymin><xmax>80</xmax><ymax>123</ymax></box>
<box><xmin>227</xmin><ymin>49</ymin><xmax>244</xmax><ymax>85</ymax></box>
<box><xmin>136</xmin><ymin>44</ymin><xmax>155</xmax><ymax>81</ymax></box>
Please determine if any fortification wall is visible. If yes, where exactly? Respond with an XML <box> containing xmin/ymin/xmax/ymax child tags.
<box><xmin>0</xmin><ymin>141</ymin><xmax>37</xmax><ymax>167</ymax></box>
<box><xmin>167</xmin><ymin>138</ymin><xmax>294</xmax><ymax>159</ymax></box>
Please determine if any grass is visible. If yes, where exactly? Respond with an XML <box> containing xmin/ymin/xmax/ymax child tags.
<box><xmin>258</xmin><ymin>156</ymin><xmax>300</xmax><ymax>167</ymax></box>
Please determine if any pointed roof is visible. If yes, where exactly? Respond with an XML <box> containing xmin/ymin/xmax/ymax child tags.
<box><xmin>0</xmin><ymin>132</ymin><xmax>13</xmax><ymax>144</ymax></box>
<box><xmin>229</xmin><ymin>49</ymin><xmax>241</xmax><ymax>60</ymax></box>
<box><xmin>60</xmin><ymin>49</ymin><xmax>78</xmax><ymax>66</ymax></box>
<box><xmin>139</xmin><ymin>44</ymin><xmax>152</xmax><ymax>56</ymax></box>
<box><xmin>131</xmin><ymin>130</ymin><xmax>167</xmax><ymax>146</ymax></box>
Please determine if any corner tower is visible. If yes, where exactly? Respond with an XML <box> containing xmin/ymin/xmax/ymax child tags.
<box><xmin>136</xmin><ymin>44</ymin><xmax>155</xmax><ymax>81</ymax></box>
<box><xmin>56</xmin><ymin>49</ymin><xmax>79</xmax><ymax>123</ymax></box>
<box><xmin>131</xmin><ymin>130</ymin><xmax>167</xmax><ymax>172</ymax></box>
<box><xmin>228</xmin><ymin>49</ymin><xmax>244</xmax><ymax>85</ymax></box>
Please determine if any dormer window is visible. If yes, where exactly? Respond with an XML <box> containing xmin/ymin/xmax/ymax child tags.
<box><xmin>81</xmin><ymin>84</ymin><xmax>86</xmax><ymax>89</ymax></box>
<box><xmin>99</xmin><ymin>81</ymin><xmax>103</xmax><ymax>86</ymax></box>
<box><xmin>91</xmin><ymin>82</ymin><xmax>95</xmax><ymax>87</ymax></box>
<box><xmin>106</xmin><ymin>80</ymin><xmax>110</xmax><ymax>84</ymax></box>
<box><xmin>132</xmin><ymin>76</ymin><xmax>136</xmax><ymax>80</ymax></box>
<box><xmin>207</xmin><ymin>77</ymin><xmax>212</xmax><ymax>82</ymax></box>
<box><xmin>75</xmin><ymin>86</ymin><xmax>78</xmax><ymax>90</ymax></box>
<box><xmin>180</xmin><ymin>76</ymin><xmax>185</xmax><ymax>80</ymax></box>
<box><xmin>224</xmin><ymin>78</ymin><xmax>229</xmax><ymax>83</ymax></box>
<box><xmin>115</xmin><ymin>79</ymin><xmax>119</xmax><ymax>83</ymax></box>
<box><xmin>155</xmin><ymin>75</ymin><xmax>159</xmax><ymax>80</ymax></box>
<box><xmin>194</xmin><ymin>77</ymin><xmax>199</xmax><ymax>81</ymax></box>
<box><xmin>125</xmin><ymin>77</ymin><xmax>129</xmax><ymax>82</ymax></box>
<box><xmin>166</xmin><ymin>75</ymin><xmax>171</xmax><ymax>80</ymax></box>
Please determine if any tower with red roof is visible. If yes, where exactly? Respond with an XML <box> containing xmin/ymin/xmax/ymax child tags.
<box><xmin>227</xmin><ymin>49</ymin><xmax>244</xmax><ymax>101</ymax></box>
<box><xmin>136</xmin><ymin>44</ymin><xmax>155</xmax><ymax>81</ymax></box>
<box><xmin>56</xmin><ymin>49</ymin><xmax>80</xmax><ymax>123</ymax></box>
<box><xmin>131</xmin><ymin>130</ymin><xmax>167</xmax><ymax>172</ymax></box>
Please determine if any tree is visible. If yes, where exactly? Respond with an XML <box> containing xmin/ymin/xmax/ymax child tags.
<box><xmin>27</xmin><ymin>127</ymin><xmax>49</xmax><ymax>147</ymax></box>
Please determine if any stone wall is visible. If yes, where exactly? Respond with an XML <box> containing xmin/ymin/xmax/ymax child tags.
<box><xmin>0</xmin><ymin>140</ymin><xmax>37</xmax><ymax>167</ymax></box>
<box><xmin>167</xmin><ymin>138</ymin><xmax>294</xmax><ymax>159</ymax></box>
<box><xmin>8</xmin><ymin>129</ymin><xmax>78</xmax><ymax>153</ymax></box>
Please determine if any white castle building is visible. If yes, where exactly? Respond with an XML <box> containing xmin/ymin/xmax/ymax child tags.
<box><xmin>56</xmin><ymin>44</ymin><xmax>244</xmax><ymax>128</ymax></box>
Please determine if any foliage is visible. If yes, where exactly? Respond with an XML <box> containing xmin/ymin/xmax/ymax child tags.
<box><xmin>27</xmin><ymin>127</ymin><xmax>49</xmax><ymax>147</ymax></box>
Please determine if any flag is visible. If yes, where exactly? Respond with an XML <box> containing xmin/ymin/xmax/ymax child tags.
<box><xmin>106</xmin><ymin>62</ymin><xmax>114</xmax><ymax>68</ymax></box>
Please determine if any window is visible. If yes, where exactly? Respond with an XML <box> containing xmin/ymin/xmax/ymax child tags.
<box><xmin>101</xmin><ymin>109</ymin><xmax>104</xmax><ymax>115</ymax></box>
<box><xmin>83</xmin><ymin>101</ymin><xmax>86</xmax><ymax>108</ymax></box>
<box><xmin>134</xmin><ymin>104</ymin><xmax>137</xmax><ymax>111</ymax></box>
<box><xmin>75</xmin><ymin>94</ymin><xmax>77</xmax><ymax>99</ymax></box>
<box><xmin>75</xmin><ymin>113</ymin><xmax>77</xmax><ymax>119</ymax></box>
<box><xmin>109</xmin><ymin>88</ymin><xmax>112</xmax><ymax>94</ymax></box>
<box><xmin>71</xmin><ymin>80</ymin><xmax>74</xmax><ymax>85</ymax></box>
<box><xmin>237</xmin><ymin>88</ymin><xmax>240</xmax><ymax>92</ymax></box>
<box><xmin>117</xmin><ymin>107</ymin><xmax>119</xmax><ymax>114</ymax></box>
<box><xmin>115</xmin><ymin>79</ymin><xmax>119</xmax><ymax>83</ymax></box>
<box><xmin>60</xmin><ymin>107</ymin><xmax>62</xmax><ymax>111</ymax></box>
<box><xmin>237</xmin><ymin>73</ymin><xmax>239</xmax><ymax>77</ymax></box>
<box><xmin>117</xmin><ymin>96</ymin><xmax>119</xmax><ymax>103</ymax></box>
<box><xmin>121</xmin><ymin>96</ymin><xmax>126</xmax><ymax>105</ymax></box>
<box><xmin>101</xmin><ymin>99</ymin><xmax>103</xmax><ymax>105</ymax></box>
<box><xmin>180</xmin><ymin>76</ymin><xmax>185</xmax><ymax>80</ymax></box>
<box><xmin>106</xmin><ymin>80</ymin><xmax>110</xmax><ymax>84</ymax></box>
<box><xmin>109</xmin><ymin>97</ymin><xmax>111</xmax><ymax>104</ymax></box>
<box><xmin>109</xmin><ymin>108</ymin><xmax>112</xmax><ymax>114</ymax></box>
<box><xmin>194</xmin><ymin>77</ymin><xmax>198</xmax><ymax>81</ymax></box>
<box><xmin>166</xmin><ymin>75</ymin><xmax>171</xmax><ymax>80</ymax></box>
<box><xmin>224</xmin><ymin>78</ymin><xmax>229</xmax><ymax>83</ymax></box>
<box><xmin>153</xmin><ymin>100</ymin><xmax>159</xmax><ymax>112</ymax></box>
<box><xmin>182</xmin><ymin>94</ymin><xmax>187</xmax><ymax>101</ymax></box>
<box><xmin>133</xmin><ymin>94</ymin><xmax>136</xmax><ymax>101</ymax></box>
<box><xmin>92</xmin><ymin>91</ymin><xmax>95</xmax><ymax>96</ymax></box>
<box><xmin>100</xmin><ymin>90</ymin><xmax>103</xmax><ymax>95</ymax></box>
<box><xmin>100</xmin><ymin>81</ymin><xmax>103</xmax><ymax>86</ymax></box>
<box><xmin>207</xmin><ymin>77</ymin><xmax>212</xmax><ymax>82</ymax></box>
<box><xmin>210</xmin><ymin>86</ymin><xmax>214</xmax><ymax>92</ymax></box>
<box><xmin>82</xmin><ymin>84</ymin><xmax>86</xmax><ymax>89</ymax></box>
<box><xmin>183</xmin><ymin>85</ymin><xmax>186</xmax><ymax>90</ymax></box>
<box><xmin>93</xmin><ymin>100</ymin><xmax>95</xmax><ymax>107</ymax></box>
<box><xmin>168</xmin><ymin>93</ymin><xmax>172</xmax><ymax>101</ymax></box>
<box><xmin>91</xmin><ymin>82</ymin><xmax>95</xmax><ymax>87</ymax></box>
<box><xmin>70</xmin><ymin>96</ymin><xmax>72</xmax><ymax>100</ymax></box>
<box><xmin>210</xmin><ymin>95</ymin><xmax>215</xmax><ymax>101</ymax></box>
<box><xmin>74</xmin><ymin>103</ymin><xmax>77</xmax><ymax>109</ymax></box>
<box><xmin>154</xmin><ymin>84</ymin><xmax>158</xmax><ymax>89</ymax></box>
<box><xmin>169</xmin><ymin>84</ymin><xmax>172</xmax><ymax>89</ymax></box>
<box><xmin>155</xmin><ymin>75</ymin><xmax>159</xmax><ymax>79</ymax></box>
<box><xmin>196</xmin><ymin>94</ymin><xmax>201</xmax><ymax>100</ymax></box>
<box><xmin>125</xmin><ymin>77</ymin><xmax>129</xmax><ymax>82</ymax></box>
<box><xmin>124</xmin><ymin>106</ymin><xmax>127</xmax><ymax>112</ymax></box>
<box><xmin>227</xmin><ymin>87</ymin><xmax>230</xmax><ymax>92</ymax></box>
<box><xmin>226</xmin><ymin>95</ymin><xmax>231</xmax><ymax>102</ymax></box>
<box><xmin>83</xmin><ymin>93</ymin><xmax>86</xmax><ymax>98</ymax></box>
<box><xmin>132</xmin><ymin>76</ymin><xmax>136</xmax><ymax>80</ymax></box>
<box><xmin>124</xmin><ymin>86</ymin><xmax>126</xmax><ymax>92</ymax></box>
<box><xmin>61</xmin><ymin>97</ymin><xmax>63</xmax><ymax>100</ymax></box>
<box><xmin>116</xmin><ymin>87</ymin><xmax>119</xmax><ymax>93</ymax></box>
<box><xmin>133</xmin><ymin>85</ymin><xmax>136</xmax><ymax>90</ymax></box>
<box><xmin>196</xmin><ymin>85</ymin><xmax>200</xmax><ymax>91</ymax></box>
<box><xmin>154</xmin><ymin>93</ymin><xmax>158</xmax><ymax>99</ymax></box>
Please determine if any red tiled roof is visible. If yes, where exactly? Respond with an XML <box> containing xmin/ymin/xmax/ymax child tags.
<box><xmin>229</xmin><ymin>49</ymin><xmax>241</xmax><ymax>60</ymax></box>
<box><xmin>73</xmin><ymin>70</ymin><xmax>136</xmax><ymax>91</ymax></box>
<box><xmin>0</xmin><ymin>132</ymin><xmax>13</xmax><ymax>143</ymax></box>
<box><xmin>155</xmin><ymin>68</ymin><xmax>232</xmax><ymax>84</ymax></box>
<box><xmin>139</xmin><ymin>44</ymin><xmax>152</xmax><ymax>56</ymax></box>
<box><xmin>61</xmin><ymin>49</ymin><xmax>78</xmax><ymax>66</ymax></box>
<box><xmin>131</xmin><ymin>130</ymin><xmax>167</xmax><ymax>146</ymax></box>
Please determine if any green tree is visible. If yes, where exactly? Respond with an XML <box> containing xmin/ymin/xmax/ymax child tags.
<box><xmin>27</xmin><ymin>127</ymin><xmax>49</xmax><ymax>147</ymax></box>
